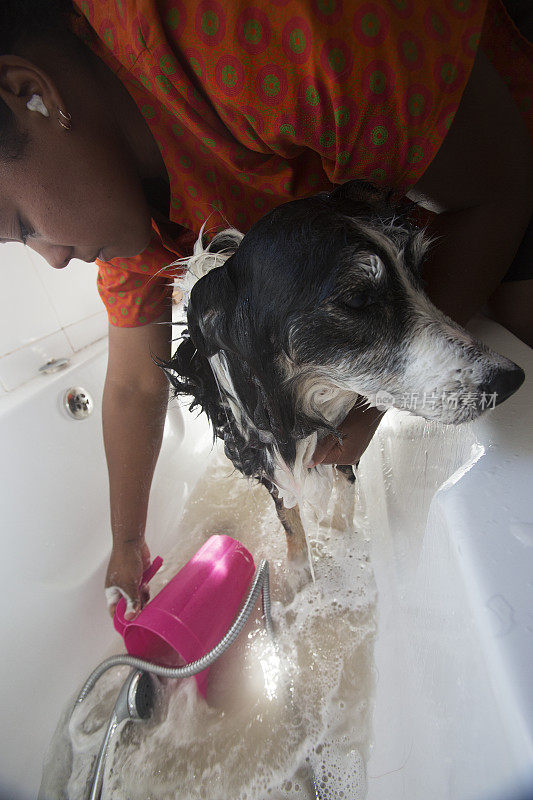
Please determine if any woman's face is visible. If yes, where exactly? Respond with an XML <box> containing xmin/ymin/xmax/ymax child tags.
<box><xmin>0</xmin><ymin>51</ymin><xmax>154</xmax><ymax>269</ymax></box>
<box><xmin>0</xmin><ymin>118</ymin><xmax>153</xmax><ymax>269</ymax></box>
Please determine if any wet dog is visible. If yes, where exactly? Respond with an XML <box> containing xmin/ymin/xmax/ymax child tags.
<box><xmin>159</xmin><ymin>180</ymin><xmax>525</xmax><ymax>559</ymax></box>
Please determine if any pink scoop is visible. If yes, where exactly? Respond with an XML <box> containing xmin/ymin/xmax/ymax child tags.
<box><xmin>114</xmin><ymin>535</ymin><xmax>255</xmax><ymax>696</ymax></box>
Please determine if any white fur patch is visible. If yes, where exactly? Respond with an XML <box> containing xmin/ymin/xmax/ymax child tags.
<box><xmin>360</xmin><ymin>253</ymin><xmax>383</xmax><ymax>281</ymax></box>
<box><xmin>171</xmin><ymin>223</ymin><xmax>243</xmax><ymax>301</ymax></box>
<box><xmin>273</xmin><ymin>437</ymin><xmax>335</xmax><ymax>515</ymax></box>
<box><xmin>209</xmin><ymin>350</ymin><xmax>336</xmax><ymax>515</ymax></box>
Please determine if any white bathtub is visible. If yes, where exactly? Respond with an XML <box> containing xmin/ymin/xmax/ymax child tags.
<box><xmin>1</xmin><ymin>317</ymin><xmax>532</xmax><ymax>800</ymax></box>
<box><xmin>0</xmin><ymin>337</ymin><xmax>214</xmax><ymax>800</ymax></box>
<box><xmin>361</xmin><ymin>317</ymin><xmax>533</xmax><ymax>800</ymax></box>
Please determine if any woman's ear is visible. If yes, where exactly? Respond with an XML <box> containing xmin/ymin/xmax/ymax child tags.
<box><xmin>0</xmin><ymin>55</ymin><xmax>64</xmax><ymax>124</ymax></box>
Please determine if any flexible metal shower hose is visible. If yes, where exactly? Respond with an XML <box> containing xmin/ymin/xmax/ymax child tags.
<box><xmin>75</xmin><ymin>559</ymin><xmax>273</xmax><ymax>706</ymax></box>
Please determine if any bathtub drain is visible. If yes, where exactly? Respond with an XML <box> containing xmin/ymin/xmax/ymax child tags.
<box><xmin>63</xmin><ymin>387</ymin><xmax>94</xmax><ymax>419</ymax></box>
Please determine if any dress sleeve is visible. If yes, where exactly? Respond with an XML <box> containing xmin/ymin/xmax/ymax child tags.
<box><xmin>96</xmin><ymin>234</ymin><xmax>183</xmax><ymax>328</ymax></box>
<box><xmin>208</xmin><ymin>0</ymin><xmax>488</xmax><ymax>192</ymax></box>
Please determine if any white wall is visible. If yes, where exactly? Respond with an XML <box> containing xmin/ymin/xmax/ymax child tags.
<box><xmin>0</xmin><ymin>244</ymin><xmax>107</xmax><ymax>394</ymax></box>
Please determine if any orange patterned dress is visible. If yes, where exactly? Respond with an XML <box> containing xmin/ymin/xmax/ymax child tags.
<box><xmin>71</xmin><ymin>0</ymin><xmax>533</xmax><ymax>327</ymax></box>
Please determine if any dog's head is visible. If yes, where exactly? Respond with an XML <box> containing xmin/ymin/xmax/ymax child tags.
<box><xmin>162</xmin><ymin>180</ymin><xmax>524</xmax><ymax>493</ymax></box>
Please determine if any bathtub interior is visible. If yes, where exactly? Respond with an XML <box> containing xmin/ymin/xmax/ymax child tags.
<box><xmin>360</xmin><ymin>316</ymin><xmax>533</xmax><ymax>800</ymax></box>
<box><xmin>0</xmin><ymin>338</ymin><xmax>214</xmax><ymax>800</ymax></box>
<box><xmin>43</xmin><ymin>457</ymin><xmax>378</xmax><ymax>800</ymax></box>
<box><xmin>1</xmin><ymin>316</ymin><xmax>532</xmax><ymax>800</ymax></box>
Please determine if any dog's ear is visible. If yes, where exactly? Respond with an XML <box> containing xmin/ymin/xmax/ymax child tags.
<box><xmin>173</xmin><ymin>225</ymin><xmax>242</xmax><ymax>357</ymax></box>
<box><xmin>327</xmin><ymin>179</ymin><xmax>415</xmax><ymax>226</ymax></box>
<box><xmin>174</xmin><ymin>225</ymin><xmax>243</xmax><ymax>299</ymax></box>
<box><xmin>328</xmin><ymin>179</ymin><xmax>388</xmax><ymax>207</ymax></box>
<box><xmin>207</xmin><ymin>228</ymin><xmax>243</xmax><ymax>256</ymax></box>
<box><xmin>188</xmin><ymin>262</ymin><xmax>237</xmax><ymax>357</ymax></box>
<box><xmin>156</xmin><ymin>335</ymin><xmax>226</xmax><ymax>436</ymax></box>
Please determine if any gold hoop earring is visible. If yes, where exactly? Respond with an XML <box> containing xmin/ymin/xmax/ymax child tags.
<box><xmin>57</xmin><ymin>107</ymin><xmax>72</xmax><ymax>131</ymax></box>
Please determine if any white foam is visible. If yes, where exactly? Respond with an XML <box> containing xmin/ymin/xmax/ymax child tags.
<box><xmin>42</xmin><ymin>443</ymin><xmax>377</xmax><ymax>800</ymax></box>
<box><xmin>104</xmin><ymin>585</ymin><xmax>137</xmax><ymax>616</ymax></box>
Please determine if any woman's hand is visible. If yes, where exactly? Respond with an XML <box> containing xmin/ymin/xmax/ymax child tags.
<box><xmin>309</xmin><ymin>404</ymin><xmax>383</xmax><ymax>467</ymax></box>
<box><xmin>105</xmin><ymin>538</ymin><xmax>152</xmax><ymax>620</ymax></box>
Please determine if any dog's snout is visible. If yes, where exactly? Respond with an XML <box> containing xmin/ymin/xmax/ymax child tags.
<box><xmin>480</xmin><ymin>365</ymin><xmax>525</xmax><ymax>407</ymax></box>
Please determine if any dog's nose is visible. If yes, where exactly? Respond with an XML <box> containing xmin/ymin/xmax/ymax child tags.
<box><xmin>480</xmin><ymin>365</ymin><xmax>525</xmax><ymax>406</ymax></box>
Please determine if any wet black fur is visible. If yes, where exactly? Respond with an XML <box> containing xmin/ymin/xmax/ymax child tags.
<box><xmin>158</xmin><ymin>180</ymin><xmax>425</xmax><ymax>483</ymax></box>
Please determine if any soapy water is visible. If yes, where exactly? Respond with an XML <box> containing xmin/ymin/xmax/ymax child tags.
<box><xmin>40</xmin><ymin>443</ymin><xmax>377</xmax><ymax>800</ymax></box>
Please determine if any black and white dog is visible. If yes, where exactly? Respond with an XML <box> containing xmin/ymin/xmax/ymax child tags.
<box><xmin>160</xmin><ymin>180</ymin><xmax>525</xmax><ymax>559</ymax></box>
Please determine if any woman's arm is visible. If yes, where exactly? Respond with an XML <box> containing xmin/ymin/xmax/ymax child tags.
<box><xmin>406</xmin><ymin>47</ymin><xmax>533</xmax><ymax>326</ymax></box>
<box><xmin>102</xmin><ymin>309</ymin><xmax>171</xmax><ymax>619</ymax></box>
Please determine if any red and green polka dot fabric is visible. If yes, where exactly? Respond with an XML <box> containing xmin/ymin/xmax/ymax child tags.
<box><xmin>72</xmin><ymin>0</ymin><xmax>533</xmax><ymax>328</ymax></box>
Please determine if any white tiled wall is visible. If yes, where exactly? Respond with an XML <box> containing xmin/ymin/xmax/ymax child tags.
<box><xmin>0</xmin><ymin>243</ymin><xmax>108</xmax><ymax>393</ymax></box>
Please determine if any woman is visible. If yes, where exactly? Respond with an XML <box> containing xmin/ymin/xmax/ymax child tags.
<box><xmin>1</xmin><ymin>0</ymin><xmax>531</xmax><ymax>618</ymax></box>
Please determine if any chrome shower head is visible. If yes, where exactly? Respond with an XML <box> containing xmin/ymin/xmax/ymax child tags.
<box><xmin>115</xmin><ymin>669</ymin><xmax>156</xmax><ymax>723</ymax></box>
<box><xmin>88</xmin><ymin>670</ymin><xmax>157</xmax><ymax>800</ymax></box>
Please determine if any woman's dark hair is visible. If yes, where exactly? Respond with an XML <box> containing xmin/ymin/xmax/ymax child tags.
<box><xmin>0</xmin><ymin>0</ymin><xmax>76</xmax><ymax>161</ymax></box>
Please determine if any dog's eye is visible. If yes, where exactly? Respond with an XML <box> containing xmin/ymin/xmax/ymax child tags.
<box><xmin>343</xmin><ymin>292</ymin><xmax>372</xmax><ymax>310</ymax></box>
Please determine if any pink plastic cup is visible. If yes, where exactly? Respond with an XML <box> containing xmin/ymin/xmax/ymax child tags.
<box><xmin>114</xmin><ymin>535</ymin><xmax>255</xmax><ymax>697</ymax></box>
